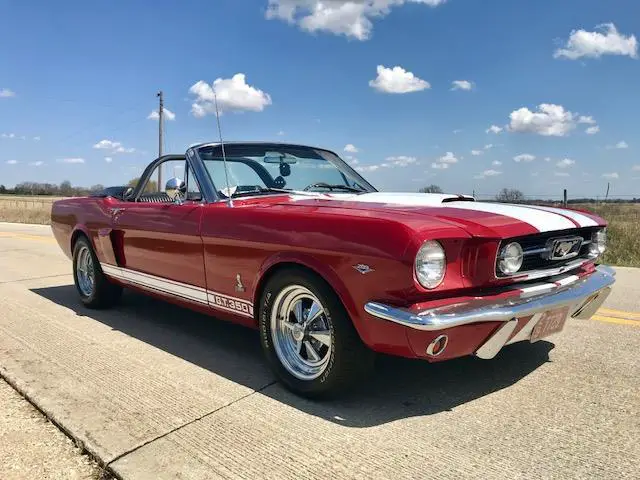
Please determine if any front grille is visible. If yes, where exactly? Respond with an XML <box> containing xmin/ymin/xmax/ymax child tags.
<box><xmin>496</xmin><ymin>227</ymin><xmax>598</xmax><ymax>278</ymax></box>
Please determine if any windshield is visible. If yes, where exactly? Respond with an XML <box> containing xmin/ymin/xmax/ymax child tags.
<box><xmin>195</xmin><ymin>144</ymin><xmax>376</xmax><ymax>198</ymax></box>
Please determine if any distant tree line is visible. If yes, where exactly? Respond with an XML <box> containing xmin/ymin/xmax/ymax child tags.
<box><xmin>0</xmin><ymin>181</ymin><xmax>105</xmax><ymax>196</ymax></box>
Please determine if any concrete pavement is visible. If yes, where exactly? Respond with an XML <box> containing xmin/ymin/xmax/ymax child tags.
<box><xmin>0</xmin><ymin>223</ymin><xmax>639</xmax><ymax>479</ymax></box>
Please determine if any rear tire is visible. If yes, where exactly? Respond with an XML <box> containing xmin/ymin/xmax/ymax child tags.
<box><xmin>72</xmin><ymin>236</ymin><xmax>122</xmax><ymax>309</ymax></box>
<box><xmin>258</xmin><ymin>267</ymin><xmax>374</xmax><ymax>398</ymax></box>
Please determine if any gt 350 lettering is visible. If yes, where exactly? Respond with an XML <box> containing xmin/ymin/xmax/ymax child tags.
<box><xmin>210</xmin><ymin>293</ymin><xmax>254</xmax><ymax>316</ymax></box>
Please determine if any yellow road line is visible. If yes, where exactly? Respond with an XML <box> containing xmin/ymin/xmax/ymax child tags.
<box><xmin>0</xmin><ymin>232</ymin><xmax>56</xmax><ymax>243</ymax></box>
<box><xmin>592</xmin><ymin>314</ymin><xmax>640</xmax><ymax>327</ymax></box>
<box><xmin>597</xmin><ymin>307</ymin><xmax>640</xmax><ymax>321</ymax></box>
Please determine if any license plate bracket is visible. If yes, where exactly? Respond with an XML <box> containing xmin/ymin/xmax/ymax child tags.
<box><xmin>530</xmin><ymin>306</ymin><xmax>570</xmax><ymax>342</ymax></box>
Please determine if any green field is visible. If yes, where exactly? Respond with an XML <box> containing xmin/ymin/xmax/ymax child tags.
<box><xmin>0</xmin><ymin>196</ymin><xmax>637</xmax><ymax>267</ymax></box>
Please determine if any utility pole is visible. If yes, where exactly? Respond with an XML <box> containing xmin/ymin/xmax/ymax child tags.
<box><xmin>605</xmin><ymin>182</ymin><xmax>610</xmax><ymax>203</ymax></box>
<box><xmin>563</xmin><ymin>188</ymin><xmax>567</xmax><ymax>207</ymax></box>
<box><xmin>157</xmin><ymin>90</ymin><xmax>164</xmax><ymax>191</ymax></box>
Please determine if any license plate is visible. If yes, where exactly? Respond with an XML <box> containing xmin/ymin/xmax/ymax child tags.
<box><xmin>530</xmin><ymin>306</ymin><xmax>570</xmax><ymax>342</ymax></box>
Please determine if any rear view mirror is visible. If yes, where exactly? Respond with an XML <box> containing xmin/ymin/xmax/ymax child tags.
<box><xmin>263</xmin><ymin>152</ymin><xmax>298</xmax><ymax>164</ymax></box>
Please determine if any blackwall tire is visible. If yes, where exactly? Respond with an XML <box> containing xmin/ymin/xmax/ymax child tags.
<box><xmin>72</xmin><ymin>236</ymin><xmax>122</xmax><ymax>309</ymax></box>
<box><xmin>259</xmin><ymin>267</ymin><xmax>373</xmax><ymax>398</ymax></box>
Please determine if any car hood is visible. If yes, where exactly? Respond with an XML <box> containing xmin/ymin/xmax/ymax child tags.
<box><xmin>281</xmin><ymin>192</ymin><xmax>604</xmax><ymax>238</ymax></box>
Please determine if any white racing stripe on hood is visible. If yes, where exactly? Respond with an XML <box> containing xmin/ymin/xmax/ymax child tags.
<box><xmin>518</xmin><ymin>204</ymin><xmax>599</xmax><ymax>227</ymax></box>
<box><xmin>437</xmin><ymin>201</ymin><xmax>576</xmax><ymax>232</ymax></box>
<box><xmin>310</xmin><ymin>193</ymin><xmax>577</xmax><ymax>232</ymax></box>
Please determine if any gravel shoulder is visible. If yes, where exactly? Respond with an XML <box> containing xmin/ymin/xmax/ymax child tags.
<box><xmin>0</xmin><ymin>378</ymin><xmax>105</xmax><ymax>480</ymax></box>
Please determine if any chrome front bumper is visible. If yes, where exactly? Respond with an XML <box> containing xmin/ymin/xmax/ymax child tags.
<box><xmin>364</xmin><ymin>265</ymin><xmax>616</xmax><ymax>333</ymax></box>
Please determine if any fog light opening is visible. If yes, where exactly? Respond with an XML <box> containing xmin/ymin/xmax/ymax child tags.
<box><xmin>426</xmin><ymin>334</ymin><xmax>448</xmax><ymax>357</ymax></box>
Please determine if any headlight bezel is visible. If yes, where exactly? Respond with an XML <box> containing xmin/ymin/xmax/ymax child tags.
<box><xmin>414</xmin><ymin>240</ymin><xmax>446</xmax><ymax>290</ymax></box>
<box><xmin>498</xmin><ymin>241</ymin><xmax>524</xmax><ymax>276</ymax></box>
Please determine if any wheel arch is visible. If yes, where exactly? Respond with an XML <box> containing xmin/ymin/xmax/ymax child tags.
<box><xmin>70</xmin><ymin>226</ymin><xmax>91</xmax><ymax>253</ymax></box>
<box><xmin>252</xmin><ymin>255</ymin><xmax>363</xmax><ymax>338</ymax></box>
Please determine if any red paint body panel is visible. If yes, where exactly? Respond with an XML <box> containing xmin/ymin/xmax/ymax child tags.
<box><xmin>50</xmin><ymin>190</ymin><xmax>607</xmax><ymax>361</ymax></box>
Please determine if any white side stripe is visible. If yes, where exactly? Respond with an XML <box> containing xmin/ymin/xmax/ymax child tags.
<box><xmin>100</xmin><ymin>263</ymin><xmax>254</xmax><ymax>318</ymax></box>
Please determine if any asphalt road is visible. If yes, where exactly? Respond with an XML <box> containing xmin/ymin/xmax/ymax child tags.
<box><xmin>0</xmin><ymin>222</ymin><xmax>638</xmax><ymax>480</ymax></box>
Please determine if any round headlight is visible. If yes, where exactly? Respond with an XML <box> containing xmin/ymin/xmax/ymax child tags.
<box><xmin>498</xmin><ymin>242</ymin><xmax>524</xmax><ymax>275</ymax></box>
<box><xmin>589</xmin><ymin>228</ymin><xmax>607</xmax><ymax>258</ymax></box>
<box><xmin>415</xmin><ymin>240</ymin><xmax>446</xmax><ymax>289</ymax></box>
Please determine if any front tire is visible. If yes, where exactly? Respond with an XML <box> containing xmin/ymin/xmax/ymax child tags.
<box><xmin>259</xmin><ymin>267</ymin><xmax>374</xmax><ymax>398</ymax></box>
<box><xmin>72</xmin><ymin>236</ymin><xmax>122</xmax><ymax>309</ymax></box>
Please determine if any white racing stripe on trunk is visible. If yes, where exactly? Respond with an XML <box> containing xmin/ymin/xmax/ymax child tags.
<box><xmin>440</xmin><ymin>201</ymin><xmax>576</xmax><ymax>232</ymax></box>
<box><xmin>518</xmin><ymin>204</ymin><xmax>599</xmax><ymax>227</ymax></box>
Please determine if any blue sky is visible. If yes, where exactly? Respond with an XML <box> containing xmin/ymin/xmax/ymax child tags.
<box><xmin>1</xmin><ymin>0</ymin><xmax>639</xmax><ymax>199</ymax></box>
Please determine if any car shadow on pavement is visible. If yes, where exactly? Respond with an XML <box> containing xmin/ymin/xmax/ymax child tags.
<box><xmin>31</xmin><ymin>284</ymin><xmax>554</xmax><ymax>428</ymax></box>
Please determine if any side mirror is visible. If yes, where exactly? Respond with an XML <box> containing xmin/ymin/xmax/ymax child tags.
<box><xmin>165</xmin><ymin>177</ymin><xmax>186</xmax><ymax>200</ymax></box>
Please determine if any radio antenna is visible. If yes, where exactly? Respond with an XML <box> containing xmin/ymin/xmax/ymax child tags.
<box><xmin>213</xmin><ymin>91</ymin><xmax>233</xmax><ymax>207</ymax></box>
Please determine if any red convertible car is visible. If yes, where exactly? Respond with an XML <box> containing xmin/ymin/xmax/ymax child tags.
<box><xmin>51</xmin><ymin>142</ymin><xmax>616</xmax><ymax>397</ymax></box>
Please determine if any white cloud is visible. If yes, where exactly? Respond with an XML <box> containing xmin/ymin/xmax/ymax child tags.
<box><xmin>602</xmin><ymin>172</ymin><xmax>619</xmax><ymax>179</ymax></box>
<box><xmin>556</xmin><ymin>158</ymin><xmax>576</xmax><ymax>168</ymax></box>
<box><xmin>93</xmin><ymin>139</ymin><xmax>135</xmax><ymax>154</ymax></box>
<box><xmin>607</xmin><ymin>140</ymin><xmax>628</xmax><ymax>150</ymax></box>
<box><xmin>554</xmin><ymin>172</ymin><xmax>570</xmax><ymax>177</ymax></box>
<box><xmin>344</xmin><ymin>155</ymin><xmax>359</xmax><ymax>165</ymax></box>
<box><xmin>492</xmin><ymin>160</ymin><xmax>502</xmax><ymax>166</ymax></box>
<box><xmin>29</xmin><ymin>161</ymin><xmax>44</xmax><ymax>167</ymax></box>
<box><xmin>585</xmin><ymin>125</ymin><xmax>600</xmax><ymax>135</ymax></box>
<box><xmin>486</xmin><ymin>125</ymin><xmax>503</xmax><ymax>134</ymax></box>
<box><xmin>277</xmin><ymin>130</ymin><xmax>285</xmax><ymax>136</ymax></box>
<box><xmin>578</xmin><ymin>115</ymin><xmax>596</xmax><ymax>125</ymax></box>
<box><xmin>554</xmin><ymin>23</ymin><xmax>638</xmax><ymax>60</ymax></box>
<box><xmin>471</xmin><ymin>150</ymin><xmax>483</xmax><ymax>156</ymax></box>
<box><xmin>544</xmin><ymin>157</ymin><xmax>551</xmax><ymax>162</ymax></box>
<box><xmin>386</xmin><ymin>155</ymin><xmax>417</xmax><ymax>166</ymax></box>
<box><xmin>266</xmin><ymin>0</ymin><xmax>447</xmax><ymax>41</ymax></box>
<box><xmin>438</xmin><ymin>152</ymin><xmax>458</xmax><ymax>164</ymax></box>
<box><xmin>0</xmin><ymin>88</ymin><xmax>16</xmax><ymax>98</ymax></box>
<box><xmin>475</xmin><ymin>169</ymin><xmax>502</xmax><ymax>179</ymax></box>
<box><xmin>344</xmin><ymin>143</ymin><xmax>359</xmax><ymax>153</ymax></box>
<box><xmin>431</xmin><ymin>162</ymin><xmax>449</xmax><ymax>170</ymax></box>
<box><xmin>430</xmin><ymin>152</ymin><xmax>458</xmax><ymax>169</ymax></box>
<box><xmin>508</xmin><ymin>103</ymin><xmax>578</xmax><ymax>137</ymax></box>
<box><xmin>632</xmin><ymin>165</ymin><xmax>640</xmax><ymax>171</ymax></box>
<box><xmin>355</xmin><ymin>164</ymin><xmax>380</xmax><ymax>172</ymax></box>
<box><xmin>452</xmin><ymin>129</ymin><xmax>463</xmax><ymax>134</ymax></box>
<box><xmin>1</xmin><ymin>133</ymin><xmax>15</xmax><ymax>139</ymax></box>
<box><xmin>514</xmin><ymin>153</ymin><xmax>535</xmax><ymax>163</ymax></box>
<box><xmin>369</xmin><ymin>65</ymin><xmax>430</xmax><ymax>94</ymax></box>
<box><xmin>58</xmin><ymin>158</ymin><xmax>85</xmax><ymax>164</ymax></box>
<box><xmin>189</xmin><ymin>74</ymin><xmax>272</xmax><ymax>117</ymax></box>
<box><xmin>484</xmin><ymin>144</ymin><xmax>494</xmax><ymax>150</ymax></box>
<box><xmin>451</xmin><ymin>80</ymin><xmax>473</xmax><ymax>91</ymax></box>
<box><xmin>6</xmin><ymin>159</ymin><xmax>18</xmax><ymax>164</ymax></box>
<box><xmin>33</xmin><ymin>136</ymin><xmax>40</xmax><ymax>141</ymax></box>
<box><xmin>147</xmin><ymin>108</ymin><xmax>176</xmax><ymax>121</ymax></box>
<box><xmin>105</xmin><ymin>157</ymin><xmax>113</xmax><ymax>163</ymax></box>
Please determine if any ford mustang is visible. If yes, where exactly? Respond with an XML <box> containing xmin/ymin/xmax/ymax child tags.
<box><xmin>50</xmin><ymin>142</ymin><xmax>616</xmax><ymax>397</ymax></box>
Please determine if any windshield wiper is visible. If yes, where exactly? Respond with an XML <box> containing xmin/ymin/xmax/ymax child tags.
<box><xmin>303</xmin><ymin>182</ymin><xmax>365</xmax><ymax>193</ymax></box>
<box><xmin>229</xmin><ymin>187</ymin><xmax>293</xmax><ymax>198</ymax></box>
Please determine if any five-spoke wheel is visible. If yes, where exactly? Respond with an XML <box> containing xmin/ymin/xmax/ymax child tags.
<box><xmin>72</xmin><ymin>235</ymin><xmax>122</xmax><ymax>309</ymax></box>
<box><xmin>259</xmin><ymin>267</ymin><xmax>374</xmax><ymax>398</ymax></box>
<box><xmin>271</xmin><ymin>285</ymin><xmax>333</xmax><ymax>381</ymax></box>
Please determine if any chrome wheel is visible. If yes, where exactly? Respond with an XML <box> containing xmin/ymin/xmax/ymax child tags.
<box><xmin>75</xmin><ymin>245</ymin><xmax>95</xmax><ymax>297</ymax></box>
<box><xmin>270</xmin><ymin>285</ymin><xmax>333</xmax><ymax>381</ymax></box>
